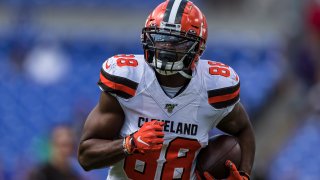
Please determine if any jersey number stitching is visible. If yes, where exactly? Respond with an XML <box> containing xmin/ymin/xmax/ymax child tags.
<box><xmin>114</xmin><ymin>54</ymin><xmax>138</xmax><ymax>67</ymax></box>
<box><xmin>208</xmin><ymin>61</ymin><xmax>230</xmax><ymax>77</ymax></box>
<box><xmin>123</xmin><ymin>137</ymin><xmax>201</xmax><ymax>180</ymax></box>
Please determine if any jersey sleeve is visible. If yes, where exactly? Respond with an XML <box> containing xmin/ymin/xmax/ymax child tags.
<box><xmin>98</xmin><ymin>55</ymin><xmax>142</xmax><ymax>99</ymax></box>
<box><xmin>204</xmin><ymin>61</ymin><xmax>240</xmax><ymax>109</ymax></box>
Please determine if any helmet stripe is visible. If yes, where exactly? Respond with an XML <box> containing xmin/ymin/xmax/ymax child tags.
<box><xmin>168</xmin><ymin>0</ymin><xmax>183</xmax><ymax>24</ymax></box>
<box><xmin>174</xmin><ymin>0</ymin><xmax>188</xmax><ymax>24</ymax></box>
<box><xmin>163</xmin><ymin>0</ymin><xmax>188</xmax><ymax>25</ymax></box>
<box><xmin>163</xmin><ymin>0</ymin><xmax>175</xmax><ymax>22</ymax></box>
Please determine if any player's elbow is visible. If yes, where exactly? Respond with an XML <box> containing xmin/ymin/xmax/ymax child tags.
<box><xmin>77</xmin><ymin>145</ymin><xmax>94</xmax><ymax>171</ymax></box>
<box><xmin>78</xmin><ymin>153</ymin><xmax>91</xmax><ymax>171</ymax></box>
<box><xmin>77</xmin><ymin>158</ymin><xmax>88</xmax><ymax>171</ymax></box>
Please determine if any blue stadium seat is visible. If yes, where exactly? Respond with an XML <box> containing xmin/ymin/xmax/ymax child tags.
<box><xmin>268</xmin><ymin>118</ymin><xmax>320</xmax><ymax>179</ymax></box>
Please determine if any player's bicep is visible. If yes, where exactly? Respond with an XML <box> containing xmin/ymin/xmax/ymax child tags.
<box><xmin>216</xmin><ymin>103</ymin><xmax>250</xmax><ymax>135</ymax></box>
<box><xmin>80</xmin><ymin>92</ymin><xmax>125</xmax><ymax>142</ymax></box>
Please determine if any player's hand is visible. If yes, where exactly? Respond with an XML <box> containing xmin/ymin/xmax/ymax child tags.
<box><xmin>124</xmin><ymin>120</ymin><xmax>164</xmax><ymax>154</ymax></box>
<box><xmin>225</xmin><ymin>160</ymin><xmax>250</xmax><ymax>180</ymax></box>
<box><xmin>196</xmin><ymin>170</ymin><xmax>214</xmax><ymax>180</ymax></box>
<box><xmin>196</xmin><ymin>160</ymin><xmax>250</xmax><ymax>180</ymax></box>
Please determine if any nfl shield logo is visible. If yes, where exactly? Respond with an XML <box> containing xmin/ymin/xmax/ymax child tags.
<box><xmin>165</xmin><ymin>104</ymin><xmax>177</xmax><ymax>113</ymax></box>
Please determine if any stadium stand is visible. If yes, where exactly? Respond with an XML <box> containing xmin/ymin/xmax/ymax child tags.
<box><xmin>268</xmin><ymin>117</ymin><xmax>320</xmax><ymax>180</ymax></box>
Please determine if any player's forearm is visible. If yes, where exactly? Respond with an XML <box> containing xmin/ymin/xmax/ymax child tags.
<box><xmin>236</xmin><ymin>123</ymin><xmax>255</xmax><ymax>175</ymax></box>
<box><xmin>78</xmin><ymin>138</ymin><xmax>125</xmax><ymax>171</ymax></box>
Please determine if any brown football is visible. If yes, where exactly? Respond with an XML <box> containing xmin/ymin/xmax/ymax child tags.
<box><xmin>196</xmin><ymin>134</ymin><xmax>241</xmax><ymax>179</ymax></box>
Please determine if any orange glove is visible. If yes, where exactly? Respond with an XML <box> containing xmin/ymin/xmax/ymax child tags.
<box><xmin>196</xmin><ymin>171</ymin><xmax>215</xmax><ymax>180</ymax></box>
<box><xmin>123</xmin><ymin>121</ymin><xmax>164</xmax><ymax>154</ymax></box>
<box><xmin>225</xmin><ymin>160</ymin><xmax>250</xmax><ymax>180</ymax></box>
<box><xmin>198</xmin><ymin>160</ymin><xmax>250</xmax><ymax>180</ymax></box>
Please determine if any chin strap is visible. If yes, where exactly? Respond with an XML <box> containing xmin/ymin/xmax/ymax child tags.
<box><xmin>155</xmin><ymin>69</ymin><xmax>179</xmax><ymax>76</ymax></box>
<box><xmin>155</xmin><ymin>68</ymin><xmax>193</xmax><ymax>79</ymax></box>
<box><xmin>179</xmin><ymin>71</ymin><xmax>192</xmax><ymax>79</ymax></box>
<box><xmin>156</xmin><ymin>69</ymin><xmax>193</xmax><ymax>79</ymax></box>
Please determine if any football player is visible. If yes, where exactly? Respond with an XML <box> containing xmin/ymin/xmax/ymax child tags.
<box><xmin>77</xmin><ymin>0</ymin><xmax>255</xmax><ymax>179</ymax></box>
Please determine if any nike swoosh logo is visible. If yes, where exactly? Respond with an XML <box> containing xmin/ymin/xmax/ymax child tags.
<box><xmin>137</xmin><ymin>136</ymin><xmax>150</xmax><ymax>146</ymax></box>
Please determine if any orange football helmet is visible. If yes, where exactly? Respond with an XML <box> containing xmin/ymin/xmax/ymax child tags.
<box><xmin>141</xmin><ymin>0</ymin><xmax>208</xmax><ymax>76</ymax></box>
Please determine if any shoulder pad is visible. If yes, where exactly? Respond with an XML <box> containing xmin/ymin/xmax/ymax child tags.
<box><xmin>200</xmin><ymin>60</ymin><xmax>240</xmax><ymax>109</ymax></box>
<box><xmin>98</xmin><ymin>54</ymin><xmax>145</xmax><ymax>99</ymax></box>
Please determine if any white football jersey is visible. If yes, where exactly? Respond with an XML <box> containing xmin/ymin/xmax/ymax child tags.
<box><xmin>98</xmin><ymin>54</ymin><xmax>240</xmax><ymax>180</ymax></box>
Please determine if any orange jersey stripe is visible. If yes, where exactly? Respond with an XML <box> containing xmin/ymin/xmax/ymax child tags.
<box><xmin>100</xmin><ymin>73</ymin><xmax>136</xmax><ymax>96</ymax></box>
<box><xmin>208</xmin><ymin>88</ymin><xmax>240</xmax><ymax>104</ymax></box>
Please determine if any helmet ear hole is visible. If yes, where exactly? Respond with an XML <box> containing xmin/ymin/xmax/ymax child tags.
<box><xmin>188</xmin><ymin>29</ymin><xmax>197</xmax><ymax>34</ymax></box>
